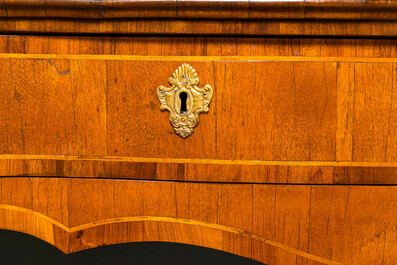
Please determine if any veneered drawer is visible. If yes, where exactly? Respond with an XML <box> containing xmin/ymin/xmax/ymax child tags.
<box><xmin>1</xmin><ymin>55</ymin><xmax>395</xmax><ymax>163</ymax></box>
<box><xmin>0</xmin><ymin>35</ymin><xmax>395</xmax><ymax>265</ymax></box>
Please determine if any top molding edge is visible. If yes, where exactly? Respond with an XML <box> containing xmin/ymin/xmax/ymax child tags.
<box><xmin>1</xmin><ymin>0</ymin><xmax>397</xmax><ymax>21</ymax></box>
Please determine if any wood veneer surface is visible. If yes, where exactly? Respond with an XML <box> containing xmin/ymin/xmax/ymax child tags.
<box><xmin>0</xmin><ymin>56</ymin><xmax>394</xmax><ymax>163</ymax></box>
<box><xmin>0</xmin><ymin>34</ymin><xmax>395</xmax><ymax>265</ymax></box>
<box><xmin>0</xmin><ymin>36</ymin><xmax>396</xmax><ymax>184</ymax></box>
<box><xmin>2</xmin><ymin>19</ymin><xmax>397</xmax><ymax>37</ymax></box>
<box><xmin>1</xmin><ymin>156</ymin><xmax>397</xmax><ymax>184</ymax></box>
<box><xmin>0</xmin><ymin>177</ymin><xmax>395</xmax><ymax>265</ymax></box>
<box><xmin>1</xmin><ymin>35</ymin><xmax>397</xmax><ymax>58</ymax></box>
<box><xmin>2</xmin><ymin>1</ymin><xmax>397</xmax><ymax>36</ymax></box>
<box><xmin>1</xmin><ymin>0</ymin><xmax>397</xmax><ymax>20</ymax></box>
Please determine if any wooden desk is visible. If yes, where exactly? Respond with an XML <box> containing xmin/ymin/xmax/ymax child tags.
<box><xmin>0</xmin><ymin>1</ymin><xmax>396</xmax><ymax>264</ymax></box>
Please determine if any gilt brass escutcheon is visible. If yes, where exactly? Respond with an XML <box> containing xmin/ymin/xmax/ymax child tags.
<box><xmin>157</xmin><ymin>64</ymin><xmax>214</xmax><ymax>138</ymax></box>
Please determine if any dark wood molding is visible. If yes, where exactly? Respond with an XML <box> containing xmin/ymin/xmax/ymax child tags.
<box><xmin>1</xmin><ymin>0</ymin><xmax>397</xmax><ymax>20</ymax></box>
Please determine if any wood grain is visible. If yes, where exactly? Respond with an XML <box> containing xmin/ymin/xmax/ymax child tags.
<box><xmin>1</xmin><ymin>19</ymin><xmax>397</xmax><ymax>36</ymax></box>
<box><xmin>0</xmin><ymin>31</ymin><xmax>395</xmax><ymax>265</ymax></box>
<box><xmin>0</xmin><ymin>57</ymin><xmax>336</xmax><ymax>161</ymax></box>
<box><xmin>0</xmin><ymin>55</ymin><xmax>395</xmax><ymax>182</ymax></box>
<box><xmin>0</xmin><ymin>156</ymin><xmax>396</xmax><ymax>184</ymax></box>
<box><xmin>0</xmin><ymin>177</ymin><xmax>395</xmax><ymax>264</ymax></box>
<box><xmin>336</xmin><ymin>63</ymin><xmax>354</xmax><ymax>161</ymax></box>
<box><xmin>353</xmin><ymin>63</ymin><xmax>397</xmax><ymax>162</ymax></box>
<box><xmin>1</xmin><ymin>36</ymin><xmax>397</xmax><ymax>59</ymax></box>
<box><xmin>0</xmin><ymin>57</ymin><xmax>106</xmax><ymax>156</ymax></box>
<box><xmin>0</xmin><ymin>0</ymin><xmax>396</xmax><ymax>20</ymax></box>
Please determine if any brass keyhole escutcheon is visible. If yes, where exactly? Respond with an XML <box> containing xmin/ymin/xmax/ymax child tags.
<box><xmin>157</xmin><ymin>64</ymin><xmax>214</xmax><ymax>138</ymax></box>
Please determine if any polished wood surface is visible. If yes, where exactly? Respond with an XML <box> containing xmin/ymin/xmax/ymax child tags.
<box><xmin>2</xmin><ymin>35</ymin><xmax>397</xmax><ymax>58</ymax></box>
<box><xmin>1</xmin><ymin>155</ymin><xmax>397</xmax><ymax>184</ymax></box>
<box><xmin>0</xmin><ymin>177</ymin><xmax>395</xmax><ymax>265</ymax></box>
<box><xmin>2</xmin><ymin>19</ymin><xmax>397</xmax><ymax>36</ymax></box>
<box><xmin>1</xmin><ymin>1</ymin><xmax>397</xmax><ymax>36</ymax></box>
<box><xmin>0</xmin><ymin>53</ymin><xmax>396</xmax><ymax>164</ymax></box>
<box><xmin>0</xmin><ymin>5</ymin><xmax>396</xmax><ymax>263</ymax></box>
<box><xmin>1</xmin><ymin>0</ymin><xmax>397</xmax><ymax>20</ymax></box>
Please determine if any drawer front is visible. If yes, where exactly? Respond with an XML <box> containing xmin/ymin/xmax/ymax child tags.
<box><xmin>1</xmin><ymin>55</ymin><xmax>395</xmax><ymax>163</ymax></box>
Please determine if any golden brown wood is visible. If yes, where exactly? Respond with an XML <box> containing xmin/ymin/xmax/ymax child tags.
<box><xmin>0</xmin><ymin>177</ymin><xmax>396</xmax><ymax>264</ymax></box>
<box><xmin>0</xmin><ymin>57</ymin><xmax>107</xmax><ymax>156</ymax></box>
<box><xmin>0</xmin><ymin>1</ymin><xmax>6</xmax><ymax>17</ymax></box>
<box><xmin>0</xmin><ymin>55</ymin><xmax>383</xmax><ymax>161</ymax></box>
<box><xmin>0</xmin><ymin>5</ymin><xmax>396</xmax><ymax>263</ymax></box>
<box><xmin>0</xmin><ymin>155</ymin><xmax>396</xmax><ymax>184</ymax></box>
<box><xmin>102</xmin><ymin>0</ymin><xmax>177</xmax><ymax>18</ymax></box>
<box><xmin>353</xmin><ymin>63</ymin><xmax>397</xmax><ymax>162</ymax></box>
<box><xmin>336</xmin><ymin>63</ymin><xmax>354</xmax><ymax>162</ymax></box>
<box><xmin>108</xmin><ymin>58</ymin><xmax>337</xmax><ymax>161</ymax></box>
<box><xmin>0</xmin><ymin>56</ymin><xmax>334</xmax><ymax>160</ymax></box>
<box><xmin>3</xmin><ymin>0</ymin><xmax>46</xmax><ymax>17</ymax></box>
<box><xmin>0</xmin><ymin>53</ymin><xmax>395</xmax><ymax>187</ymax></box>
<box><xmin>1</xmin><ymin>18</ymin><xmax>397</xmax><ymax>37</ymax></box>
<box><xmin>177</xmin><ymin>0</ymin><xmax>249</xmax><ymax>19</ymax></box>
<box><xmin>1</xmin><ymin>36</ymin><xmax>397</xmax><ymax>58</ymax></box>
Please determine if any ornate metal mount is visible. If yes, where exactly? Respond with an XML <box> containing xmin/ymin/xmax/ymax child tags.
<box><xmin>157</xmin><ymin>64</ymin><xmax>214</xmax><ymax>138</ymax></box>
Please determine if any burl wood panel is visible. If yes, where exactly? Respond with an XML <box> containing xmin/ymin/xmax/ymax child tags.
<box><xmin>0</xmin><ymin>177</ymin><xmax>395</xmax><ymax>264</ymax></box>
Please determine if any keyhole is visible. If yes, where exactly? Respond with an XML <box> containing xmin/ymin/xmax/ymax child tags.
<box><xmin>179</xmin><ymin>92</ymin><xmax>188</xmax><ymax>114</ymax></box>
